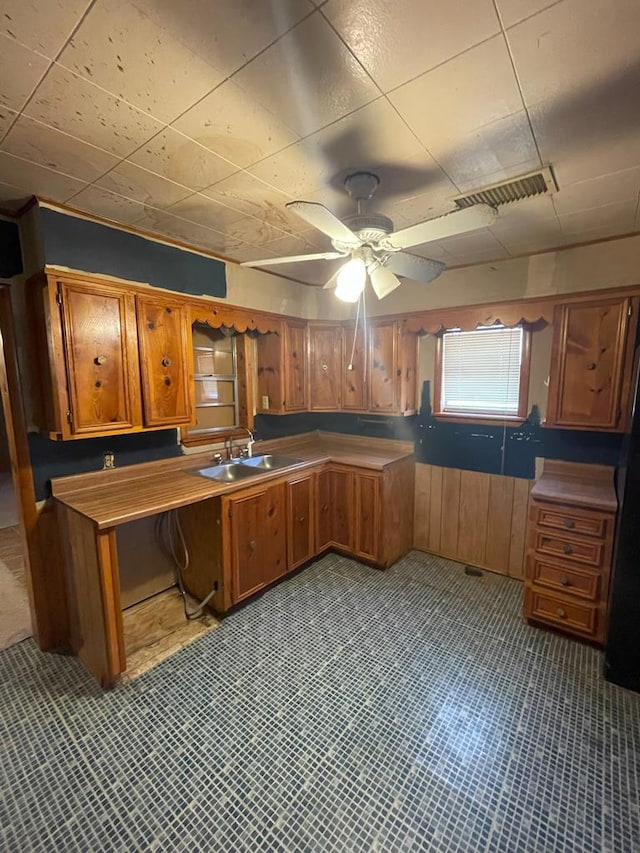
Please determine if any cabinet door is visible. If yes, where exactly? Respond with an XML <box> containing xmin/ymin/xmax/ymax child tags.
<box><xmin>58</xmin><ymin>280</ymin><xmax>140</xmax><ymax>435</ymax></box>
<box><xmin>308</xmin><ymin>324</ymin><xmax>342</xmax><ymax>410</ymax></box>
<box><xmin>228</xmin><ymin>483</ymin><xmax>287</xmax><ymax>603</ymax></box>
<box><xmin>398</xmin><ymin>325</ymin><xmax>418</xmax><ymax>415</ymax></box>
<box><xmin>354</xmin><ymin>472</ymin><xmax>382</xmax><ymax>562</ymax></box>
<box><xmin>136</xmin><ymin>294</ymin><xmax>193</xmax><ymax>427</ymax></box>
<box><xmin>256</xmin><ymin>332</ymin><xmax>284</xmax><ymax>413</ymax></box>
<box><xmin>316</xmin><ymin>468</ymin><xmax>353</xmax><ymax>552</ymax></box>
<box><xmin>287</xmin><ymin>473</ymin><xmax>315</xmax><ymax>570</ymax></box>
<box><xmin>369</xmin><ymin>320</ymin><xmax>398</xmax><ymax>412</ymax></box>
<box><xmin>546</xmin><ymin>298</ymin><xmax>632</xmax><ymax>430</ymax></box>
<box><xmin>284</xmin><ymin>321</ymin><xmax>307</xmax><ymax>411</ymax></box>
<box><xmin>341</xmin><ymin>323</ymin><xmax>368</xmax><ymax>411</ymax></box>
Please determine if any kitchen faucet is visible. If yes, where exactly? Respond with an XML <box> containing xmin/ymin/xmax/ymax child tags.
<box><xmin>225</xmin><ymin>427</ymin><xmax>255</xmax><ymax>460</ymax></box>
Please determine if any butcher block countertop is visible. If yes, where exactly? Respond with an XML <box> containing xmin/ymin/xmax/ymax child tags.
<box><xmin>51</xmin><ymin>431</ymin><xmax>414</xmax><ymax>530</ymax></box>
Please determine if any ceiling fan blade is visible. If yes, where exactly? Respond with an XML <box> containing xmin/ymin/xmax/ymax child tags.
<box><xmin>385</xmin><ymin>203</ymin><xmax>497</xmax><ymax>249</ymax></box>
<box><xmin>240</xmin><ymin>251</ymin><xmax>346</xmax><ymax>268</ymax></box>
<box><xmin>386</xmin><ymin>252</ymin><xmax>446</xmax><ymax>283</ymax></box>
<box><xmin>369</xmin><ymin>265</ymin><xmax>402</xmax><ymax>300</ymax></box>
<box><xmin>286</xmin><ymin>201</ymin><xmax>361</xmax><ymax>245</ymax></box>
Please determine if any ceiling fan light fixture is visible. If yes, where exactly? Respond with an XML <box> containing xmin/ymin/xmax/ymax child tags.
<box><xmin>335</xmin><ymin>257</ymin><xmax>366</xmax><ymax>302</ymax></box>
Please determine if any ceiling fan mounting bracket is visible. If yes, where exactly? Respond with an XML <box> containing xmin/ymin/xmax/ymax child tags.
<box><xmin>344</xmin><ymin>171</ymin><xmax>380</xmax><ymax>202</ymax></box>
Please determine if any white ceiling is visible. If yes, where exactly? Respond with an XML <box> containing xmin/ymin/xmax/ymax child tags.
<box><xmin>1</xmin><ymin>0</ymin><xmax>639</xmax><ymax>285</ymax></box>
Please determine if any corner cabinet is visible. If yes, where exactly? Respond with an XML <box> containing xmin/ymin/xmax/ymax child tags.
<box><xmin>30</xmin><ymin>272</ymin><xmax>194</xmax><ymax>440</ymax></box>
<box><xmin>545</xmin><ymin>296</ymin><xmax>637</xmax><ymax>431</ymax></box>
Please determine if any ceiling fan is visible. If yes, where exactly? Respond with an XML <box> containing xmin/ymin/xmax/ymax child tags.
<box><xmin>241</xmin><ymin>171</ymin><xmax>498</xmax><ymax>301</ymax></box>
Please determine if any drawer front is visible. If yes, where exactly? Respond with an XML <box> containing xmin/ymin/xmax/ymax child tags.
<box><xmin>533</xmin><ymin>506</ymin><xmax>607</xmax><ymax>539</ymax></box>
<box><xmin>525</xmin><ymin>588</ymin><xmax>598</xmax><ymax>637</ymax></box>
<box><xmin>528</xmin><ymin>556</ymin><xmax>600</xmax><ymax>601</ymax></box>
<box><xmin>533</xmin><ymin>530</ymin><xmax>604</xmax><ymax>568</ymax></box>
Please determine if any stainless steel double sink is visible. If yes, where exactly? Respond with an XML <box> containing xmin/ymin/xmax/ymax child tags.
<box><xmin>196</xmin><ymin>454</ymin><xmax>303</xmax><ymax>483</ymax></box>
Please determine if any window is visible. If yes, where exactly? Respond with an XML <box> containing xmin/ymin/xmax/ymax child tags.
<box><xmin>434</xmin><ymin>324</ymin><xmax>530</xmax><ymax>420</ymax></box>
<box><xmin>181</xmin><ymin>323</ymin><xmax>245</xmax><ymax>446</ymax></box>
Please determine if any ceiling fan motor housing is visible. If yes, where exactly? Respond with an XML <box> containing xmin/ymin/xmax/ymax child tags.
<box><xmin>340</xmin><ymin>212</ymin><xmax>394</xmax><ymax>246</ymax></box>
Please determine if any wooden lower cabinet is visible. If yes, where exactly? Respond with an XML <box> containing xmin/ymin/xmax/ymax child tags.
<box><xmin>287</xmin><ymin>472</ymin><xmax>316</xmax><ymax>570</ymax></box>
<box><xmin>353</xmin><ymin>471</ymin><xmax>381</xmax><ymax>562</ymax></box>
<box><xmin>316</xmin><ymin>466</ymin><xmax>354</xmax><ymax>553</ymax></box>
<box><xmin>224</xmin><ymin>481</ymin><xmax>287</xmax><ymax>604</ymax></box>
<box><xmin>523</xmin><ymin>461</ymin><xmax>617</xmax><ymax>645</ymax></box>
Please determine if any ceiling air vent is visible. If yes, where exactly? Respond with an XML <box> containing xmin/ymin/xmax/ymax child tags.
<box><xmin>453</xmin><ymin>166</ymin><xmax>558</xmax><ymax>209</ymax></box>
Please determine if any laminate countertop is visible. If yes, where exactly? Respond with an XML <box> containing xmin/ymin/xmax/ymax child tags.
<box><xmin>51</xmin><ymin>431</ymin><xmax>414</xmax><ymax>530</ymax></box>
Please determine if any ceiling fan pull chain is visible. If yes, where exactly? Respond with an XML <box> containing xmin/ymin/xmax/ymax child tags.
<box><xmin>348</xmin><ymin>295</ymin><xmax>361</xmax><ymax>370</ymax></box>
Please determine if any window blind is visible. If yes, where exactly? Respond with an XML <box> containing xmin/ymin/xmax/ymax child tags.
<box><xmin>440</xmin><ymin>326</ymin><xmax>524</xmax><ymax>415</ymax></box>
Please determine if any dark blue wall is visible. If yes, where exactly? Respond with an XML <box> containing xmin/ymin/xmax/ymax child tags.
<box><xmin>40</xmin><ymin>207</ymin><xmax>226</xmax><ymax>298</ymax></box>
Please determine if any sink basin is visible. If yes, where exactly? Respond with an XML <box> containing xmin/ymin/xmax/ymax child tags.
<box><xmin>197</xmin><ymin>463</ymin><xmax>263</xmax><ymax>482</ymax></box>
<box><xmin>241</xmin><ymin>454</ymin><xmax>302</xmax><ymax>470</ymax></box>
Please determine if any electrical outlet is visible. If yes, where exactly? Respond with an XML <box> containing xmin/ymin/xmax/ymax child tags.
<box><xmin>103</xmin><ymin>451</ymin><xmax>115</xmax><ymax>470</ymax></box>
<box><xmin>262</xmin><ymin>395</ymin><xmax>269</xmax><ymax>409</ymax></box>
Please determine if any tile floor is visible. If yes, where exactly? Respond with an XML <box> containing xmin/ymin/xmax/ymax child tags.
<box><xmin>1</xmin><ymin>551</ymin><xmax>639</xmax><ymax>852</ymax></box>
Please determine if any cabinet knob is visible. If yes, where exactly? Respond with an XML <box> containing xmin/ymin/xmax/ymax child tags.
<box><xmin>562</xmin><ymin>543</ymin><xmax>573</xmax><ymax>555</ymax></box>
<box><xmin>162</xmin><ymin>357</ymin><xmax>172</xmax><ymax>367</ymax></box>
<box><xmin>321</xmin><ymin>364</ymin><xmax>328</xmax><ymax>372</ymax></box>
<box><xmin>147</xmin><ymin>322</ymin><xmax>155</xmax><ymax>330</ymax></box>
<box><xmin>556</xmin><ymin>607</ymin><xmax>567</xmax><ymax>618</ymax></box>
<box><xmin>94</xmin><ymin>355</ymin><xmax>107</xmax><ymax>365</ymax></box>
<box><xmin>95</xmin><ymin>380</ymin><xmax>102</xmax><ymax>388</ymax></box>
<box><xmin>298</xmin><ymin>516</ymin><xmax>305</xmax><ymax>523</ymax></box>
<box><xmin>249</xmin><ymin>539</ymin><xmax>256</xmax><ymax>550</ymax></box>
<box><xmin>586</xmin><ymin>362</ymin><xmax>597</xmax><ymax>370</ymax></box>
<box><xmin>560</xmin><ymin>576</ymin><xmax>571</xmax><ymax>587</ymax></box>
<box><xmin>563</xmin><ymin>518</ymin><xmax>575</xmax><ymax>529</ymax></box>
<box><xmin>164</xmin><ymin>378</ymin><xmax>171</xmax><ymax>386</ymax></box>
<box><xmin>166</xmin><ymin>306</ymin><xmax>173</xmax><ymax>314</ymax></box>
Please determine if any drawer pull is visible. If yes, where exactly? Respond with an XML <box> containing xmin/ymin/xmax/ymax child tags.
<box><xmin>563</xmin><ymin>518</ymin><xmax>575</xmax><ymax>529</ymax></box>
<box><xmin>560</xmin><ymin>576</ymin><xmax>571</xmax><ymax>587</ymax></box>
<box><xmin>562</xmin><ymin>543</ymin><xmax>573</xmax><ymax>555</ymax></box>
<box><xmin>556</xmin><ymin>607</ymin><xmax>567</xmax><ymax>618</ymax></box>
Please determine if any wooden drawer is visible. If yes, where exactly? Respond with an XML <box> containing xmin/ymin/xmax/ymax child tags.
<box><xmin>527</xmin><ymin>555</ymin><xmax>600</xmax><ymax>601</ymax></box>
<box><xmin>533</xmin><ymin>529</ymin><xmax>605</xmax><ymax>568</ymax></box>
<box><xmin>532</xmin><ymin>505</ymin><xmax>608</xmax><ymax>539</ymax></box>
<box><xmin>525</xmin><ymin>587</ymin><xmax>598</xmax><ymax>637</ymax></box>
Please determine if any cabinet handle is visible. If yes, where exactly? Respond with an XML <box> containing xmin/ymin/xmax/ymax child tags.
<box><xmin>562</xmin><ymin>543</ymin><xmax>573</xmax><ymax>555</ymax></box>
<box><xmin>563</xmin><ymin>518</ymin><xmax>575</xmax><ymax>529</ymax></box>
<box><xmin>162</xmin><ymin>357</ymin><xmax>172</xmax><ymax>367</ymax></box>
<box><xmin>94</xmin><ymin>355</ymin><xmax>107</xmax><ymax>365</ymax></box>
<box><xmin>556</xmin><ymin>607</ymin><xmax>567</xmax><ymax>618</ymax></box>
<box><xmin>559</xmin><ymin>576</ymin><xmax>571</xmax><ymax>587</ymax></box>
<box><xmin>586</xmin><ymin>362</ymin><xmax>597</xmax><ymax>370</ymax></box>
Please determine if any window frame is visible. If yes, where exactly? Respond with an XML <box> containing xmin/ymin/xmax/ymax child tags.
<box><xmin>433</xmin><ymin>324</ymin><xmax>532</xmax><ymax>423</ymax></box>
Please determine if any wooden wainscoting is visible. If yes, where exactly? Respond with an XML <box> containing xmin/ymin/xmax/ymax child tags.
<box><xmin>414</xmin><ymin>464</ymin><xmax>532</xmax><ymax>578</ymax></box>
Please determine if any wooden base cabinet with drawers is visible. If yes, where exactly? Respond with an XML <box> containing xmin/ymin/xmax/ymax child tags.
<box><xmin>524</xmin><ymin>461</ymin><xmax>617</xmax><ymax>645</ymax></box>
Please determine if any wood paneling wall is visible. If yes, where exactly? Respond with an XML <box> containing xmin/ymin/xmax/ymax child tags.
<box><xmin>414</xmin><ymin>463</ymin><xmax>532</xmax><ymax>578</ymax></box>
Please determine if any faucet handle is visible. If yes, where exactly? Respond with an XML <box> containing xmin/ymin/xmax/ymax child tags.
<box><xmin>212</xmin><ymin>452</ymin><xmax>223</xmax><ymax>465</ymax></box>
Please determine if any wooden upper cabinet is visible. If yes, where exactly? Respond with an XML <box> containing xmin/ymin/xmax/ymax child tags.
<box><xmin>284</xmin><ymin>320</ymin><xmax>307</xmax><ymax>411</ymax></box>
<box><xmin>57</xmin><ymin>279</ymin><xmax>141</xmax><ymax>436</ymax></box>
<box><xmin>256</xmin><ymin>321</ymin><xmax>308</xmax><ymax>414</ymax></box>
<box><xmin>546</xmin><ymin>297</ymin><xmax>636</xmax><ymax>431</ymax></box>
<box><xmin>136</xmin><ymin>294</ymin><xmax>193</xmax><ymax>427</ymax></box>
<box><xmin>341</xmin><ymin>323</ymin><xmax>368</xmax><ymax>411</ymax></box>
<box><xmin>308</xmin><ymin>323</ymin><xmax>342</xmax><ymax>411</ymax></box>
<box><xmin>369</xmin><ymin>320</ymin><xmax>398</xmax><ymax>412</ymax></box>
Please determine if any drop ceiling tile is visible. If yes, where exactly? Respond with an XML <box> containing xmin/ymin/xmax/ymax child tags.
<box><xmin>553</xmin><ymin>168</ymin><xmax>640</xmax><ymax>217</ymax></box>
<box><xmin>249</xmin><ymin>97</ymin><xmax>431</xmax><ymax>199</ymax></box>
<box><xmin>58</xmin><ymin>0</ymin><xmax>226</xmax><ymax>124</ymax></box>
<box><xmin>495</xmin><ymin>0</ymin><xmax>562</xmax><ymax>28</ymax></box>
<box><xmin>260</xmin><ymin>258</ymin><xmax>338</xmax><ymax>286</ymax></box>
<box><xmin>0</xmin><ymin>106</ymin><xmax>18</xmax><ymax>139</ymax></box>
<box><xmin>229</xmin><ymin>245</ymin><xmax>280</xmax><ymax>264</ymax></box>
<box><xmin>138</xmin><ymin>210</ymin><xmax>249</xmax><ymax>256</ymax></box>
<box><xmin>230</xmin><ymin>13</ymin><xmax>379</xmax><ymax>139</ymax></box>
<box><xmin>507</xmin><ymin>0</ymin><xmax>640</xmax><ymax>108</ymax></box>
<box><xmin>95</xmin><ymin>161</ymin><xmax>193</xmax><ymax>208</ymax></box>
<box><xmin>172</xmin><ymin>78</ymin><xmax>300</xmax><ymax>169</ymax></box>
<box><xmin>129</xmin><ymin>128</ymin><xmax>238</xmax><ymax>191</ymax></box>
<box><xmin>200</xmin><ymin>172</ymin><xmax>313</xmax><ymax>235</ymax></box>
<box><xmin>490</xmin><ymin>195</ymin><xmax>559</xmax><ymax>233</ymax></box>
<box><xmin>492</xmin><ymin>217</ymin><xmax>565</xmax><ymax>254</ymax></box>
<box><xmin>0</xmin><ymin>152</ymin><xmax>85</xmax><ymax>203</ymax></box>
<box><xmin>323</xmin><ymin>0</ymin><xmax>500</xmax><ymax>92</ymax></box>
<box><xmin>0</xmin><ymin>34</ymin><xmax>50</xmax><ymax>111</ymax></box>
<box><xmin>69</xmin><ymin>185</ymin><xmax>150</xmax><ymax>223</ymax></box>
<box><xmin>263</xmin><ymin>231</ymin><xmax>327</xmax><ymax>256</ymax></box>
<box><xmin>25</xmin><ymin>64</ymin><xmax>164</xmax><ymax>158</ymax></box>
<box><xmin>436</xmin><ymin>227</ymin><xmax>508</xmax><ymax>256</ymax></box>
<box><xmin>559</xmin><ymin>200</ymin><xmax>637</xmax><ymax>238</ymax></box>
<box><xmin>167</xmin><ymin>194</ymin><xmax>247</xmax><ymax>231</ymax></box>
<box><xmin>1</xmin><ymin>1</ymin><xmax>92</xmax><ymax>58</ymax></box>
<box><xmin>2</xmin><ymin>115</ymin><xmax>120</xmax><ymax>182</ymax></box>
